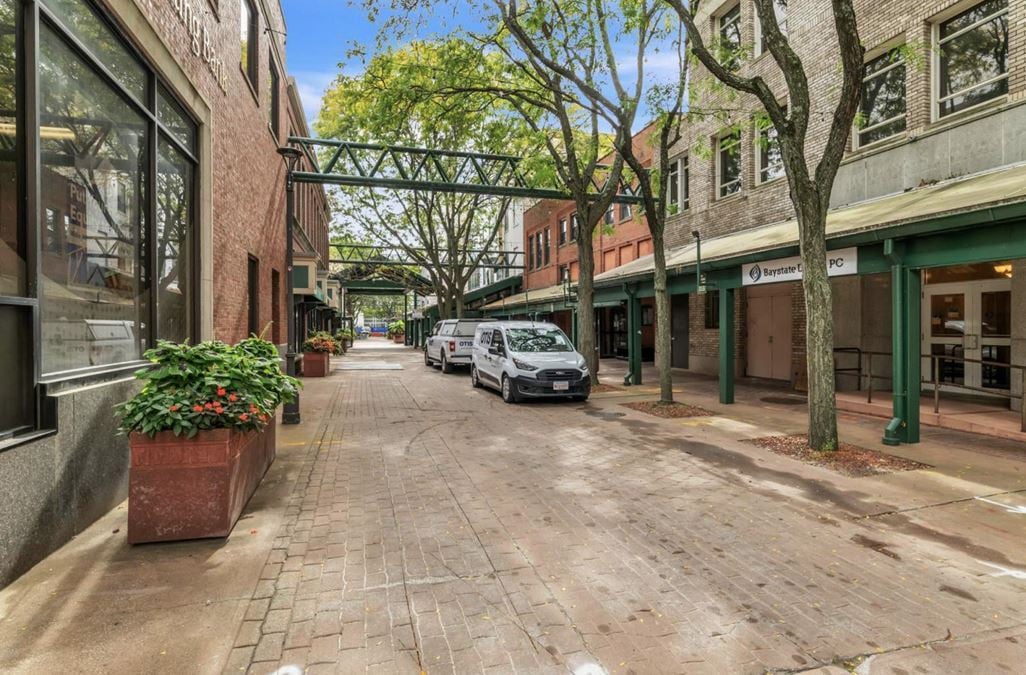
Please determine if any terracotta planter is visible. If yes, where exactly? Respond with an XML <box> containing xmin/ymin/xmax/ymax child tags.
<box><xmin>303</xmin><ymin>350</ymin><xmax>330</xmax><ymax>377</ymax></box>
<box><xmin>128</xmin><ymin>418</ymin><xmax>277</xmax><ymax>544</ymax></box>
<box><xmin>392</xmin><ymin>335</ymin><xmax>405</xmax><ymax>344</ymax></box>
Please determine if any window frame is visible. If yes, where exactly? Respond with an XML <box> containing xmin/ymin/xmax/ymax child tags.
<box><xmin>932</xmin><ymin>0</ymin><xmax>1009</xmax><ymax>121</ymax></box>
<box><xmin>570</xmin><ymin>213</ymin><xmax>579</xmax><ymax>242</ymax></box>
<box><xmin>558</xmin><ymin>218</ymin><xmax>567</xmax><ymax>246</ymax></box>
<box><xmin>267</xmin><ymin>50</ymin><xmax>280</xmax><ymax>139</ymax></box>
<box><xmin>240</xmin><ymin>0</ymin><xmax>259</xmax><ymax>93</ymax></box>
<box><xmin>716</xmin><ymin>130</ymin><xmax>743</xmax><ymax>199</ymax></box>
<box><xmin>1</xmin><ymin>0</ymin><xmax>202</xmax><ymax>444</ymax></box>
<box><xmin>756</xmin><ymin>111</ymin><xmax>785</xmax><ymax>184</ymax></box>
<box><xmin>542</xmin><ymin>227</ymin><xmax>550</xmax><ymax>266</ymax></box>
<box><xmin>854</xmin><ymin>46</ymin><xmax>908</xmax><ymax>150</ymax></box>
<box><xmin>704</xmin><ymin>290</ymin><xmax>721</xmax><ymax>330</ymax></box>
<box><xmin>716</xmin><ymin>2</ymin><xmax>742</xmax><ymax>71</ymax></box>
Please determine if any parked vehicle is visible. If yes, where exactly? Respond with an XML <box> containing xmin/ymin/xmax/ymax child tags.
<box><xmin>424</xmin><ymin>319</ymin><xmax>486</xmax><ymax>373</ymax></box>
<box><xmin>471</xmin><ymin>321</ymin><xmax>590</xmax><ymax>403</ymax></box>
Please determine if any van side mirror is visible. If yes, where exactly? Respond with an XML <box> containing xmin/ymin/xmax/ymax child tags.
<box><xmin>489</xmin><ymin>344</ymin><xmax>502</xmax><ymax>356</ymax></box>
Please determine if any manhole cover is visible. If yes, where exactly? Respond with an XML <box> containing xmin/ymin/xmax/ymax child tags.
<box><xmin>761</xmin><ymin>395</ymin><xmax>807</xmax><ymax>406</ymax></box>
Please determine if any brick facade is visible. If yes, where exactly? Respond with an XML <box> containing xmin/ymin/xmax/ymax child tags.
<box><xmin>133</xmin><ymin>0</ymin><xmax>329</xmax><ymax>345</ymax></box>
<box><xmin>523</xmin><ymin>124</ymin><xmax>658</xmax><ymax>291</ymax></box>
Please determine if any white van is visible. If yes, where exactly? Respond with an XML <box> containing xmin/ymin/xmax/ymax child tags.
<box><xmin>471</xmin><ymin>321</ymin><xmax>590</xmax><ymax>403</ymax></box>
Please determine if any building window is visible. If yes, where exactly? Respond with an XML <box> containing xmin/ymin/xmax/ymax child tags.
<box><xmin>717</xmin><ymin>3</ymin><xmax>742</xmax><ymax>70</ymax></box>
<box><xmin>558</xmin><ymin>218</ymin><xmax>567</xmax><ymax>245</ymax></box>
<box><xmin>248</xmin><ymin>256</ymin><xmax>260</xmax><ymax>336</ymax></box>
<box><xmin>604</xmin><ymin>205</ymin><xmax>614</xmax><ymax>226</ymax></box>
<box><xmin>936</xmin><ymin>0</ymin><xmax>1008</xmax><ymax>118</ymax></box>
<box><xmin>559</xmin><ymin>265</ymin><xmax>569</xmax><ymax>283</ymax></box>
<box><xmin>619</xmin><ymin>202</ymin><xmax>632</xmax><ymax>220</ymax></box>
<box><xmin>754</xmin><ymin>0</ymin><xmax>788</xmax><ymax>56</ymax></box>
<box><xmin>717</xmin><ymin>131</ymin><xmax>742</xmax><ymax>198</ymax></box>
<box><xmin>705</xmin><ymin>290</ymin><xmax>720</xmax><ymax>329</ymax></box>
<box><xmin>542</xmin><ymin>227</ymin><xmax>550</xmax><ymax>266</ymax></box>
<box><xmin>757</xmin><ymin>111</ymin><xmax>784</xmax><ymax>183</ymax></box>
<box><xmin>240</xmin><ymin>0</ymin><xmax>258</xmax><ymax>90</ymax></box>
<box><xmin>680</xmin><ymin>156</ymin><xmax>690</xmax><ymax>210</ymax></box>
<box><xmin>267</xmin><ymin>54</ymin><xmax>280</xmax><ymax>137</ymax></box>
<box><xmin>528</xmin><ymin>234</ymin><xmax>535</xmax><ymax>269</ymax></box>
<box><xmin>535</xmin><ymin>231</ymin><xmax>543</xmax><ymax>268</ymax></box>
<box><xmin>856</xmin><ymin>48</ymin><xmax>906</xmax><ymax>148</ymax></box>
<box><xmin>3</xmin><ymin>0</ymin><xmax>199</xmax><ymax>436</ymax></box>
<box><xmin>570</xmin><ymin>213</ymin><xmax>579</xmax><ymax>241</ymax></box>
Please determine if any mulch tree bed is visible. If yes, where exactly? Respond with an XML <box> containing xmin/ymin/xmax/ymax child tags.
<box><xmin>746</xmin><ymin>434</ymin><xmax>929</xmax><ymax>477</ymax></box>
<box><xmin>591</xmin><ymin>383</ymin><xmax>623</xmax><ymax>394</ymax></box>
<box><xmin>621</xmin><ymin>401</ymin><xmax>715</xmax><ymax>418</ymax></box>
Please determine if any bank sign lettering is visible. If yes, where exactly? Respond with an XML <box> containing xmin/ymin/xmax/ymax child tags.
<box><xmin>742</xmin><ymin>247</ymin><xmax>858</xmax><ymax>286</ymax></box>
<box><xmin>169</xmin><ymin>0</ymin><xmax>229</xmax><ymax>95</ymax></box>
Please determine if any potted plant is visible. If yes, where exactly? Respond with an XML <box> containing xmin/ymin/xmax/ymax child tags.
<box><xmin>388</xmin><ymin>320</ymin><xmax>406</xmax><ymax>344</ymax></box>
<box><xmin>335</xmin><ymin>328</ymin><xmax>354</xmax><ymax>351</ymax></box>
<box><xmin>302</xmin><ymin>332</ymin><xmax>337</xmax><ymax>377</ymax></box>
<box><xmin>115</xmin><ymin>338</ymin><xmax>300</xmax><ymax>544</ymax></box>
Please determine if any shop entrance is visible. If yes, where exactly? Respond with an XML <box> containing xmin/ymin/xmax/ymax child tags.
<box><xmin>922</xmin><ymin>263</ymin><xmax>1013</xmax><ymax>394</ymax></box>
<box><xmin>746</xmin><ymin>284</ymin><xmax>793</xmax><ymax>381</ymax></box>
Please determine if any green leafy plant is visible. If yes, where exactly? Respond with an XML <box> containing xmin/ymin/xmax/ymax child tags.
<box><xmin>115</xmin><ymin>339</ymin><xmax>300</xmax><ymax>438</ymax></box>
<box><xmin>333</xmin><ymin>329</ymin><xmax>354</xmax><ymax>355</ymax></box>
<box><xmin>302</xmin><ymin>332</ymin><xmax>338</xmax><ymax>354</ymax></box>
<box><xmin>386</xmin><ymin>320</ymin><xmax>405</xmax><ymax>338</ymax></box>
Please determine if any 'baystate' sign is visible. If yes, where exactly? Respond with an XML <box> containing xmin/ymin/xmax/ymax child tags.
<box><xmin>742</xmin><ymin>247</ymin><xmax>858</xmax><ymax>286</ymax></box>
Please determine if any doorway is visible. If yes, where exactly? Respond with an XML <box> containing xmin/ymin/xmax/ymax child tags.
<box><xmin>922</xmin><ymin>268</ymin><xmax>1012</xmax><ymax>394</ymax></box>
<box><xmin>746</xmin><ymin>284</ymin><xmax>793</xmax><ymax>381</ymax></box>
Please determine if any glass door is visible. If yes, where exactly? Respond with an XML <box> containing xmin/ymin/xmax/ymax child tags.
<box><xmin>922</xmin><ymin>279</ymin><xmax>1012</xmax><ymax>393</ymax></box>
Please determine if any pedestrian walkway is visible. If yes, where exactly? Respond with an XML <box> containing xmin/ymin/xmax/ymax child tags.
<box><xmin>1</xmin><ymin>346</ymin><xmax>1025</xmax><ymax>674</ymax></box>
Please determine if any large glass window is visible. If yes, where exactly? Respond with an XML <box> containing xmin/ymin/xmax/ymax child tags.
<box><xmin>858</xmin><ymin>48</ymin><xmax>907</xmax><ymax>147</ymax></box>
<box><xmin>39</xmin><ymin>25</ymin><xmax>148</xmax><ymax>374</ymax></box>
<box><xmin>937</xmin><ymin>0</ymin><xmax>1008</xmax><ymax>118</ymax></box>
<box><xmin>754</xmin><ymin>0</ymin><xmax>788</xmax><ymax>56</ymax></box>
<box><xmin>667</xmin><ymin>160</ymin><xmax>679</xmax><ymax>213</ymax></box>
<box><xmin>717</xmin><ymin>130</ymin><xmax>742</xmax><ymax>198</ymax></box>
<box><xmin>0</xmin><ymin>0</ymin><xmax>23</xmax><ymax>297</ymax></box>
<box><xmin>267</xmin><ymin>55</ymin><xmax>280</xmax><ymax>137</ymax></box>
<box><xmin>157</xmin><ymin>138</ymin><xmax>194</xmax><ymax>342</ymax></box>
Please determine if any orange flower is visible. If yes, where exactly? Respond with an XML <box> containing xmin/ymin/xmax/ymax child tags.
<box><xmin>214</xmin><ymin>406</ymin><xmax>224</xmax><ymax>415</ymax></box>
<box><xmin>192</xmin><ymin>405</ymin><xmax>204</xmax><ymax>413</ymax></box>
<box><xmin>204</xmin><ymin>402</ymin><xmax>213</xmax><ymax>410</ymax></box>
<box><xmin>169</xmin><ymin>405</ymin><xmax>179</xmax><ymax>412</ymax></box>
<box><xmin>228</xmin><ymin>393</ymin><xmax>238</xmax><ymax>402</ymax></box>
<box><xmin>250</xmin><ymin>405</ymin><xmax>259</xmax><ymax>414</ymax></box>
<box><xmin>239</xmin><ymin>413</ymin><xmax>249</xmax><ymax>422</ymax></box>
<box><xmin>216</xmin><ymin>387</ymin><xmax>227</xmax><ymax>397</ymax></box>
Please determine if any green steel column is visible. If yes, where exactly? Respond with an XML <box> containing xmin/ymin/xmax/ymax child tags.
<box><xmin>719</xmin><ymin>288</ymin><xmax>735</xmax><ymax>404</ymax></box>
<box><xmin>571</xmin><ymin>308</ymin><xmax>579</xmax><ymax>349</ymax></box>
<box><xmin>903</xmin><ymin>269</ymin><xmax>921</xmax><ymax>443</ymax></box>
<box><xmin>886</xmin><ymin>255</ymin><xmax>911</xmax><ymax>445</ymax></box>
<box><xmin>624</xmin><ymin>288</ymin><xmax>643</xmax><ymax>386</ymax></box>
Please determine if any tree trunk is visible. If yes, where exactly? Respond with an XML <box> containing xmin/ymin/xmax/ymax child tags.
<box><xmin>652</xmin><ymin>227</ymin><xmax>673</xmax><ymax>403</ymax></box>
<box><xmin>454</xmin><ymin>288</ymin><xmax>465</xmax><ymax>318</ymax></box>
<box><xmin>577</xmin><ymin>235</ymin><xmax>599</xmax><ymax>385</ymax></box>
<box><xmin>798</xmin><ymin>201</ymin><xmax>838</xmax><ymax>451</ymax></box>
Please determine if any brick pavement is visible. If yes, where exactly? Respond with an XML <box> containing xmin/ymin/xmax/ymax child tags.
<box><xmin>230</xmin><ymin>347</ymin><xmax>1026</xmax><ymax>674</ymax></box>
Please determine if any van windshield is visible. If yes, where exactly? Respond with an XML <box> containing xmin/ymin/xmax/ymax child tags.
<box><xmin>505</xmin><ymin>328</ymin><xmax>573</xmax><ymax>353</ymax></box>
<box><xmin>454</xmin><ymin>321</ymin><xmax>480</xmax><ymax>337</ymax></box>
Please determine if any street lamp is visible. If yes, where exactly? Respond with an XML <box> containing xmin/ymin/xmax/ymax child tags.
<box><xmin>278</xmin><ymin>145</ymin><xmax>303</xmax><ymax>425</ymax></box>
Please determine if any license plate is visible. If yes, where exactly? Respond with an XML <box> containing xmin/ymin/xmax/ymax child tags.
<box><xmin>552</xmin><ymin>381</ymin><xmax>569</xmax><ymax>391</ymax></box>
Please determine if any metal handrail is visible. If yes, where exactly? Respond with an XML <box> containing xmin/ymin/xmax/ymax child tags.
<box><xmin>833</xmin><ymin>348</ymin><xmax>1025</xmax><ymax>432</ymax></box>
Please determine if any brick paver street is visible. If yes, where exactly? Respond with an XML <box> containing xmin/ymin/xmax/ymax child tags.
<box><xmin>227</xmin><ymin>345</ymin><xmax>1026</xmax><ymax>674</ymax></box>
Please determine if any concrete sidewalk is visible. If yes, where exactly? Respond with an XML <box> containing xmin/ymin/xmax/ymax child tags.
<box><xmin>1</xmin><ymin>345</ymin><xmax>1024</xmax><ymax>674</ymax></box>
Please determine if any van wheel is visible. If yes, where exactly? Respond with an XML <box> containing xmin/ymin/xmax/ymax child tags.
<box><xmin>424</xmin><ymin>349</ymin><xmax>432</xmax><ymax>366</ymax></box>
<box><xmin>572</xmin><ymin>394</ymin><xmax>589</xmax><ymax>403</ymax></box>
<box><xmin>501</xmin><ymin>375</ymin><xmax>519</xmax><ymax>404</ymax></box>
<box><xmin>471</xmin><ymin>366</ymin><xmax>482</xmax><ymax>388</ymax></box>
<box><xmin>440</xmin><ymin>351</ymin><xmax>453</xmax><ymax>373</ymax></box>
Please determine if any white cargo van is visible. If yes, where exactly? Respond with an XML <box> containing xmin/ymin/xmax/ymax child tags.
<box><xmin>471</xmin><ymin>321</ymin><xmax>590</xmax><ymax>403</ymax></box>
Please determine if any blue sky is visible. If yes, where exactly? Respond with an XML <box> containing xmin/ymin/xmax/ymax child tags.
<box><xmin>282</xmin><ymin>1</ymin><xmax>479</xmax><ymax>130</ymax></box>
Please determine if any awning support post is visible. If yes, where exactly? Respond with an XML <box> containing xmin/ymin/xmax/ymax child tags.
<box><xmin>719</xmin><ymin>287</ymin><xmax>735</xmax><ymax>404</ymax></box>
<box><xmin>624</xmin><ymin>284</ymin><xmax>643</xmax><ymax>386</ymax></box>
<box><xmin>883</xmin><ymin>240</ymin><xmax>920</xmax><ymax>445</ymax></box>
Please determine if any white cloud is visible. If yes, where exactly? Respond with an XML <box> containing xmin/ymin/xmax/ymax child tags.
<box><xmin>291</xmin><ymin>70</ymin><xmax>337</xmax><ymax>131</ymax></box>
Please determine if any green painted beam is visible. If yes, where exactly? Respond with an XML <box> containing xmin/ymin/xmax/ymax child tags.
<box><xmin>719</xmin><ymin>288</ymin><xmax>735</xmax><ymax>404</ymax></box>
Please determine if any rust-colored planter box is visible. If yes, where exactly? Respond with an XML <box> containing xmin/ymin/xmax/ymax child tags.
<box><xmin>392</xmin><ymin>335</ymin><xmax>405</xmax><ymax>343</ymax></box>
<box><xmin>128</xmin><ymin>418</ymin><xmax>277</xmax><ymax>544</ymax></box>
<box><xmin>303</xmin><ymin>351</ymin><xmax>330</xmax><ymax>377</ymax></box>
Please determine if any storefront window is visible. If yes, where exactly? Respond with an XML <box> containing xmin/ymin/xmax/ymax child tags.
<box><xmin>0</xmin><ymin>0</ymin><xmax>23</xmax><ymax>297</ymax></box>
<box><xmin>158</xmin><ymin>83</ymin><xmax>196</xmax><ymax>154</ymax></box>
<box><xmin>157</xmin><ymin>138</ymin><xmax>194</xmax><ymax>342</ymax></box>
<box><xmin>39</xmin><ymin>25</ymin><xmax>148</xmax><ymax>373</ymax></box>
<box><xmin>41</xmin><ymin>0</ymin><xmax>146</xmax><ymax>102</ymax></box>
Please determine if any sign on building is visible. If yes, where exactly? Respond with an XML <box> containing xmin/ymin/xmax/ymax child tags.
<box><xmin>742</xmin><ymin>247</ymin><xmax>858</xmax><ymax>286</ymax></box>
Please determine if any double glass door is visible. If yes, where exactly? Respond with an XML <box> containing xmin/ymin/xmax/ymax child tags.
<box><xmin>922</xmin><ymin>278</ymin><xmax>1012</xmax><ymax>393</ymax></box>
